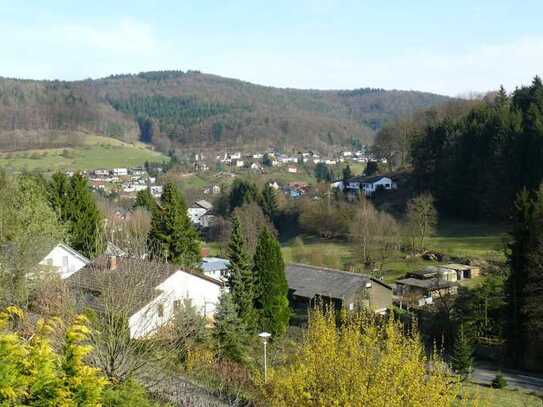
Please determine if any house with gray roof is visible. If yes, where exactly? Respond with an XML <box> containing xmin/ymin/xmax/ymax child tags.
<box><xmin>68</xmin><ymin>256</ymin><xmax>223</xmax><ymax>338</ymax></box>
<box><xmin>286</xmin><ymin>264</ymin><xmax>392</xmax><ymax>318</ymax></box>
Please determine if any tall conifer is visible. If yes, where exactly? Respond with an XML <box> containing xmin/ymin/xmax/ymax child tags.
<box><xmin>253</xmin><ymin>228</ymin><xmax>290</xmax><ymax>336</ymax></box>
<box><xmin>226</xmin><ymin>216</ymin><xmax>256</xmax><ymax>330</ymax></box>
<box><xmin>64</xmin><ymin>173</ymin><xmax>104</xmax><ymax>258</ymax></box>
<box><xmin>148</xmin><ymin>182</ymin><xmax>200</xmax><ymax>266</ymax></box>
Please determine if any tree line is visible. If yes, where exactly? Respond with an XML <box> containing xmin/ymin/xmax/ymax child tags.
<box><xmin>410</xmin><ymin>77</ymin><xmax>543</xmax><ymax>220</ymax></box>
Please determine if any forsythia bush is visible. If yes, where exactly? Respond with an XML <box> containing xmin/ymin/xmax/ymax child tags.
<box><xmin>0</xmin><ymin>306</ymin><xmax>108</xmax><ymax>406</ymax></box>
<box><xmin>265</xmin><ymin>309</ymin><xmax>460</xmax><ymax>407</ymax></box>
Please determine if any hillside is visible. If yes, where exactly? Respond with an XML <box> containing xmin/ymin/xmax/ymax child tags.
<box><xmin>0</xmin><ymin>71</ymin><xmax>451</xmax><ymax>153</ymax></box>
<box><xmin>0</xmin><ymin>135</ymin><xmax>167</xmax><ymax>173</ymax></box>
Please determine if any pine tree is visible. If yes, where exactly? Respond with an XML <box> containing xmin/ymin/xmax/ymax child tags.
<box><xmin>213</xmin><ymin>291</ymin><xmax>248</xmax><ymax>362</ymax></box>
<box><xmin>226</xmin><ymin>216</ymin><xmax>257</xmax><ymax>330</ymax></box>
<box><xmin>134</xmin><ymin>188</ymin><xmax>158</xmax><ymax>214</ymax></box>
<box><xmin>450</xmin><ymin>324</ymin><xmax>473</xmax><ymax>378</ymax></box>
<box><xmin>253</xmin><ymin>227</ymin><xmax>290</xmax><ymax>336</ymax></box>
<box><xmin>507</xmin><ymin>186</ymin><xmax>543</xmax><ymax>367</ymax></box>
<box><xmin>64</xmin><ymin>173</ymin><xmax>104</xmax><ymax>258</ymax></box>
<box><xmin>259</xmin><ymin>184</ymin><xmax>278</xmax><ymax>222</ymax></box>
<box><xmin>147</xmin><ymin>182</ymin><xmax>200</xmax><ymax>266</ymax></box>
<box><xmin>342</xmin><ymin>165</ymin><xmax>353</xmax><ymax>183</ymax></box>
<box><xmin>48</xmin><ymin>171</ymin><xmax>71</xmax><ymax>221</ymax></box>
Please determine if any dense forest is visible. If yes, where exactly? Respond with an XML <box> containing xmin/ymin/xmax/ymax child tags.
<box><xmin>410</xmin><ymin>77</ymin><xmax>543</xmax><ymax>220</ymax></box>
<box><xmin>0</xmin><ymin>70</ymin><xmax>450</xmax><ymax>152</ymax></box>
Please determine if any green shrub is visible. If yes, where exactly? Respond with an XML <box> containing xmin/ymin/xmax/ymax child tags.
<box><xmin>491</xmin><ymin>372</ymin><xmax>507</xmax><ymax>389</ymax></box>
<box><xmin>102</xmin><ymin>380</ymin><xmax>159</xmax><ymax>407</ymax></box>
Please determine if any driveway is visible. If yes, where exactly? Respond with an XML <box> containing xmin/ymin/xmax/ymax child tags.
<box><xmin>471</xmin><ymin>362</ymin><xmax>543</xmax><ymax>395</ymax></box>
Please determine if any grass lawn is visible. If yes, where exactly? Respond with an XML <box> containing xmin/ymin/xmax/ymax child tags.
<box><xmin>458</xmin><ymin>383</ymin><xmax>543</xmax><ymax>406</ymax></box>
<box><xmin>427</xmin><ymin>220</ymin><xmax>509</xmax><ymax>262</ymax></box>
<box><xmin>0</xmin><ymin>135</ymin><xmax>167</xmax><ymax>173</ymax></box>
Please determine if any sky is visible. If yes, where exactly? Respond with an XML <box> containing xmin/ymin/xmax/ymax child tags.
<box><xmin>1</xmin><ymin>0</ymin><xmax>542</xmax><ymax>96</ymax></box>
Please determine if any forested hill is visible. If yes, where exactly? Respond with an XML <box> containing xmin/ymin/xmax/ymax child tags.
<box><xmin>0</xmin><ymin>70</ymin><xmax>451</xmax><ymax>152</ymax></box>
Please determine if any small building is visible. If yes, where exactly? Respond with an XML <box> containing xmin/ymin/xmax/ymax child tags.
<box><xmin>201</xmin><ymin>257</ymin><xmax>230</xmax><ymax>282</ymax></box>
<box><xmin>287</xmin><ymin>166</ymin><xmax>298</xmax><ymax>173</ymax></box>
<box><xmin>194</xmin><ymin>200</ymin><xmax>213</xmax><ymax>212</ymax></box>
<box><xmin>395</xmin><ymin>278</ymin><xmax>458</xmax><ymax>307</ymax></box>
<box><xmin>68</xmin><ymin>256</ymin><xmax>223</xmax><ymax>338</ymax></box>
<box><xmin>345</xmin><ymin>175</ymin><xmax>395</xmax><ymax>196</ymax></box>
<box><xmin>286</xmin><ymin>264</ymin><xmax>392</xmax><ymax>318</ymax></box>
<box><xmin>94</xmin><ymin>169</ymin><xmax>109</xmax><ymax>177</ymax></box>
<box><xmin>439</xmin><ymin>264</ymin><xmax>481</xmax><ymax>280</ymax></box>
<box><xmin>112</xmin><ymin>168</ymin><xmax>128</xmax><ymax>176</ymax></box>
<box><xmin>150</xmin><ymin>185</ymin><xmax>163</xmax><ymax>198</ymax></box>
<box><xmin>39</xmin><ymin>243</ymin><xmax>90</xmax><ymax>279</ymax></box>
<box><xmin>188</xmin><ymin>207</ymin><xmax>208</xmax><ymax>226</ymax></box>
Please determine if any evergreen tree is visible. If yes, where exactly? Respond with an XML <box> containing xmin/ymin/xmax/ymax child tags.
<box><xmin>342</xmin><ymin>165</ymin><xmax>353</xmax><ymax>183</ymax></box>
<box><xmin>259</xmin><ymin>184</ymin><xmax>278</xmax><ymax>222</ymax></box>
<box><xmin>134</xmin><ymin>188</ymin><xmax>158</xmax><ymax>214</ymax></box>
<box><xmin>228</xmin><ymin>179</ymin><xmax>259</xmax><ymax>212</ymax></box>
<box><xmin>64</xmin><ymin>173</ymin><xmax>104</xmax><ymax>258</ymax></box>
<box><xmin>365</xmin><ymin>161</ymin><xmax>379</xmax><ymax>176</ymax></box>
<box><xmin>253</xmin><ymin>228</ymin><xmax>290</xmax><ymax>336</ymax></box>
<box><xmin>314</xmin><ymin>162</ymin><xmax>332</xmax><ymax>182</ymax></box>
<box><xmin>226</xmin><ymin>216</ymin><xmax>257</xmax><ymax>330</ymax></box>
<box><xmin>506</xmin><ymin>186</ymin><xmax>543</xmax><ymax>368</ymax></box>
<box><xmin>147</xmin><ymin>182</ymin><xmax>200</xmax><ymax>266</ymax></box>
<box><xmin>450</xmin><ymin>324</ymin><xmax>473</xmax><ymax>378</ymax></box>
<box><xmin>213</xmin><ymin>291</ymin><xmax>248</xmax><ymax>362</ymax></box>
<box><xmin>48</xmin><ymin>171</ymin><xmax>71</xmax><ymax>222</ymax></box>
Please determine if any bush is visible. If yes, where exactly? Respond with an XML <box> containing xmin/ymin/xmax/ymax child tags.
<box><xmin>102</xmin><ymin>380</ymin><xmax>158</xmax><ymax>407</ymax></box>
<box><xmin>491</xmin><ymin>372</ymin><xmax>507</xmax><ymax>389</ymax></box>
<box><xmin>265</xmin><ymin>308</ymin><xmax>460</xmax><ymax>406</ymax></box>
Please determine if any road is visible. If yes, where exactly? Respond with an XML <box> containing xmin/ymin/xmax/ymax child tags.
<box><xmin>471</xmin><ymin>362</ymin><xmax>543</xmax><ymax>395</ymax></box>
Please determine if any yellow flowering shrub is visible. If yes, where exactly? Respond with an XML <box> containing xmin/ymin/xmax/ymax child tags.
<box><xmin>265</xmin><ymin>309</ymin><xmax>462</xmax><ymax>407</ymax></box>
<box><xmin>0</xmin><ymin>307</ymin><xmax>108</xmax><ymax>406</ymax></box>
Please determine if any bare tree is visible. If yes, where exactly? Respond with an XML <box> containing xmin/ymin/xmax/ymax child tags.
<box><xmin>70</xmin><ymin>258</ymin><xmax>179</xmax><ymax>383</ymax></box>
<box><xmin>404</xmin><ymin>193</ymin><xmax>438</xmax><ymax>253</ymax></box>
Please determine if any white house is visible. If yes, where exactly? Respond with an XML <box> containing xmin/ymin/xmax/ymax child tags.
<box><xmin>150</xmin><ymin>185</ymin><xmax>163</xmax><ymax>198</ymax></box>
<box><xmin>201</xmin><ymin>257</ymin><xmax>230</xmax><ymax>282</ymax></box>
<box><xmin>68</xmin><ymin>258</ymin><xmax>223</xmax><ymax>338</ymax></box>
<box><xmin>39</xmin><ymin>243</ymin><xmax>90</xmax><ymax>279</ymax></box>
<box><xmin>188</xmin><ymin>207</ymin><xmax>208</xmax><ymax>225</ymax></box>
<box><xmin>234</xmin><ymin>160</ymin><xmax>244</xmax><ymax>168</ymax></box>
<box><xmin>112</xmin><ymin>168</ymin><xmax>128</xmax><ymax>176</ymax></box>
<box><xmin>128</xmin><ymin>269</ymin><xmax>222</xmax><ymax>338</ymax></box>
<box><xmin>344</xmin><ymin>176</ymin><xmax>395</xmax><ymax>196</ymax></box>
<box><xmin>287</xmin><ymin>166</ymin><xmax>298</xmax><ymax>173</ymax></box>
<box><xmin>230</xmin><ymin>152</ymin><xmax>242</xmax><ymax>160</ymax></box>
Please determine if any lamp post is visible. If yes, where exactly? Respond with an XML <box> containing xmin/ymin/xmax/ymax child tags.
<box><xmin>258</xmin><ymin>331</ymin><xmax>271</xmax><ymax>383</ymax></box>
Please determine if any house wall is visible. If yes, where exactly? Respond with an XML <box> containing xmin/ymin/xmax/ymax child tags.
<box><xmin>128</xmin><ymin>271</ymin><xmax>222</xmax><ymax>338</ymax></box>
<box><xmin>368</xmin><ymin>281</ymin><xmax>393</xmax><ymax>313</ymax></box>
<box><xmin>39</xmin><ymin>245</ymin><xmax>89</xmax><ymax>279</ymax></box>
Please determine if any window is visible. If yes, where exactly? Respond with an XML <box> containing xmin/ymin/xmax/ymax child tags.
<box><xmin>157</xmin><ymin>303</ymin><xmax>164</xmax><ymax>318</ymax></box>
<box><xmin>62</xmin><ymin>256</ymin><xmax>69</xmax><ymax>269</ymax></box>
<box><xmin>46</xmin><ymin>258</ymin><xmax>53</xmax><ymax>266</ymax></box>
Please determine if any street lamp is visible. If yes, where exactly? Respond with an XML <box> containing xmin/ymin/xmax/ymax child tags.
<box><xmin>258</xmin><ymin>331</ymin><xmax>272</xmax><ymax>383</ymax></box>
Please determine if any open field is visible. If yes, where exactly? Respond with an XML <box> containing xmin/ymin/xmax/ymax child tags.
<box><xmin>0</xmin><ymin>135</ymin><xmax>167</xmax><ymax>173</ymax></box>
<box><xmin>427</xmin><ymin>220</ymin><xmax>508</xmax><ymax>262</ymax></box>
<box><xmin>458</xmin><ymin>383</ymin><xmax>543</xmax><ymax>406</ymax></box>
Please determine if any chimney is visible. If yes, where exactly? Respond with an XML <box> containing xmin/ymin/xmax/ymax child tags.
<box><xmin>108</xmin><ymin>255</ymin><xmax>118</xmax><ymax>271</ymax></box>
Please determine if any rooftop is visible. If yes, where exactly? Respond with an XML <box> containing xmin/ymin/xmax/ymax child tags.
<box><xmin>396</xmin><ymin>277</ymin><xmax>457</xmax><ymax>290</ymax></box>
<box><xmin>286</xmin><ymin>263</ymin><xmax>388</xmax><ymax>301</ymax></box>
